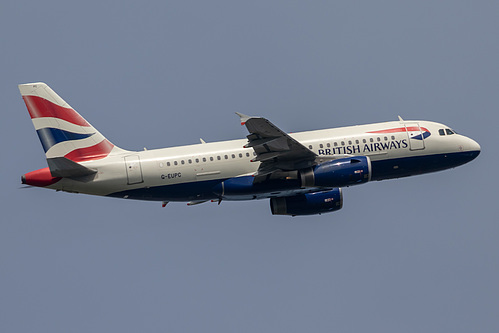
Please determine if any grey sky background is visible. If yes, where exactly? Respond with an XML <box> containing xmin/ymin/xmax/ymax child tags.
<box><xmin>1</xmin><ymin>1</ymin><xmax>498</xmax><ymax>332</ymax></box>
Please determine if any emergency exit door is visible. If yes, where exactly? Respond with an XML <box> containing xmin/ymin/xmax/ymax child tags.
<box><xmin>124</xmin><ymin>155</ymin><xmax>144</xmax><ymax>185</ymax></box>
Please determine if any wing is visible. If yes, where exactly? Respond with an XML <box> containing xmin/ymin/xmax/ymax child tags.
<box><xmin>236</xmin><ymin>113</ymin><xmax>317</xmax><ymax>180</ymax></box>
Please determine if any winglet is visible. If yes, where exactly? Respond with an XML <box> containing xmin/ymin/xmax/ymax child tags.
<box><xmin>235</xmin><ymin>112</ymin><xmax>252</xmax><ymax>126</ymax></box>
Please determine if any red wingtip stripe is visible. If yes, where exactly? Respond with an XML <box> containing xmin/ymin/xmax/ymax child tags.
<box><xmin>64</xmin><ymin>139</ymin><xmax>114</xmax><ymax>162</ymax></box>
<box><xmin>22</xmin><ymin>95</ymin><xmax>90</xmax><ymax>127</ymax></box>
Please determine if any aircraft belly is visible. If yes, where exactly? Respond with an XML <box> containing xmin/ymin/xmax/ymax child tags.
<box><xmin>371</xmin><ymin>151</ymin><xmax>480</xmax><ymax>180</ymax></box>
<box><xmin>222</xmin><ymin>188</ymin><xmax>327</xmax><ymax>201</ymax></box>
<box><xmin>106</xmin><ymin>177</ymin><xmax>326</xmax><ymax>202</ymax></box>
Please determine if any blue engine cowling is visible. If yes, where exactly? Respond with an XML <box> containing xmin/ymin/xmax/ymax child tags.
<box><xmin>270</xmin><ymin>188</ymin><xmax>343</xmax><ymax>216</ymax></box>
<box><xmin>300</xmin><ymin>156</ymin><xmax>371</xmax><ymax>188</ymax></box>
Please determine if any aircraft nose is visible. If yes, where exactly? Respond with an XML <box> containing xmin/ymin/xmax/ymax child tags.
<box><xmin>464</xmin><ymin>137</ymin><xmax>480</xmax><ymax>161</ymax></box>
<box><xmin>468</xmin><ymin>139</ymin><xmax>482</xmax><ymax>156</ymax></box>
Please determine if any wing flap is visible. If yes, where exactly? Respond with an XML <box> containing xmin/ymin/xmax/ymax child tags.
<box><xmin>244</xmin><ymin>136</ymin><xmax>286</xmax><ymax>149</ymax></box>
<box><xmin>251</xmin><ymin>151</ymin><xmax>284</xmax><ymax>162</ymax></box>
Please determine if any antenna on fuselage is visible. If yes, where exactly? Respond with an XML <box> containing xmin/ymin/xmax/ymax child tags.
<box><xmin>398</xmin><ymin>115</ymin><xmax>404</xmax><ymax>122</ymax></box>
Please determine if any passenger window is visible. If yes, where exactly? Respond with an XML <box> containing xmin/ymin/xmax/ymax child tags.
<box><xmin>391</xmin><ymin>136</ymin><xmax>395</xmax><ymax>140</ymax></box>
<box><xmin>341</xmin><ymin>141</ymin><xmax>345</xmax><ymax>146</ymax></box>
<box><xmin>167</xmin><ymin>162</ymin><xmax>171</xmax><ymax>167</ymax></box>
<box><xmin>181</xmin><ymin>160</ymin><xmax>185</xmax><ymax>165</ymax></box>
<box><xmin>309</xmin><ymin>145</ymin><xmax>313</xmax><ymax>149</ymax></box>
<box><xmin>319</xmin><ymin>143</ymin><xmax>323</xmax><ymax>148</ymax></box>
<box><xmin>334</xmin><ymin>142</ymin><xmax>338</xmax><ymax>147</ymax></box>
<box><xmin>446</xmin><ymin>129</ymin><xmax>455</xmax><ymax>135</ymax></box>
<box><xmin>327</xmin><ymin>143</ymin><xmax>331</xmax><ymax>148</ymax></box>
<box><xmin>363</xmin><ymin>139</ymin><xmax>366</xmax><ymax>144</ymax></box>
<box><xmin>370</xmin><ymin>138</ymin><xmax>374</xmax><ymax>143</ymax></box>
<box><xmin>174</xmin><ymin>161</ymin><xmax>178</xmax><ymax>166</ymax></box>
<box><xmin>377</xmin><ymin>137</ymin><xmax>381</xmax><ymax>142</ymax></box>
<box><xmin>246</xmin><ymin>152</ymin><xmax>250</xmax><ymax>157</ymax></box>
<box><xmin>239</xmin><ymin>153</ymin><xmax>243</xmax><ymax>158</ymax></box>
<box><xmin>217</xmin><ymin>156</ymin><xmax>221</xmax><ymax>160</ymax></box>
<box><xmin>384</xmin><ymin>136</ymin><xmax>388</xmax><ymax>141</ymax></box>
<box><xmin>188</xmin><ymin>159</ymin><xmax>192</xmax><ymax>164</ymax></box>
<box><xmin>355</xmin><ymin>140</ymin><xmax>359</xmax><ymax>144</ymax></box>
<box><xmin>225</xmin><ymin>155</ymin><xmax>228</xmax><ymax>159</ymax></box>
<box><xmin>210</xmin><ymin>157</ymin><xmax>214</xmax><ymax>161</ymax></box>
<box><xmin>348</xmin><ymin>140</ymin><xmax>352</xmax><ymax>145</ymax></box>
<box><xmin>195</xmin><ymin>158</ymin><xmax>199</xmax><ymax>163</ymax></box>
<box><xmin>231</xmin><ymin>154</ymin><xmax>235</xmax><ymax>159</ymax></box>
<box><xmin>202</xmin><ymin>157</ymin><xmax>206</xmax><ymax>162</ymax></box>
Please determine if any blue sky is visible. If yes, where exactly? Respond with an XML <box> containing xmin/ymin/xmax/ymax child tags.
<box><xmin>1</xmin><ymin>1</ymin><xmax>498</xmax><ymax>332</ymax></box>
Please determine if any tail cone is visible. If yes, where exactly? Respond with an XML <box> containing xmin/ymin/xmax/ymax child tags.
<box><xmin>22</xmin><ymin>168</ymin><xmax>61</xmax><ymax>187</ymax></box>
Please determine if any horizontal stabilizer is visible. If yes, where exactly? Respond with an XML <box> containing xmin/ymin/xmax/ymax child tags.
<box><xmin>47</xmin><ymin>157</ymin><xmax>97</xmax><ymax>178</ymax></box>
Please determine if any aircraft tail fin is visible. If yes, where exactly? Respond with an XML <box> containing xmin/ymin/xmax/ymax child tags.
<box><xmin>19</xmin><ymin>82</ymin><xmax>124</xmax><ymax>162</ymax></box>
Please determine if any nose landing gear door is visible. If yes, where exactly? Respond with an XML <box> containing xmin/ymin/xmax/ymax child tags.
<box><xmin>404</xmin><ymin>122</ymin><xmax>425</xmax><ymax>151</ymax></box>
<box><xmin>124</xmin><ymin>155</ymin><xmax>144</xmax><ymax>185</ymax></box>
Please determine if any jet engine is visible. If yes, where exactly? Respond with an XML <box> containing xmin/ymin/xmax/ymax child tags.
<box><xmin>270</xmin><ymin>188</ymin><xmax>343</xmax><ymax>216</ymax></box>
<box><xmin>300</xmin><ymin>156</ymin><xmax>371</xmax><ymax>188</ymax></box>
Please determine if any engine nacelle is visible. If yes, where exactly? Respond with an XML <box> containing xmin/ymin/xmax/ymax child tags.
<box><xmin>300</xmin><ymin>156</ymin><xmax>371</xmax><ymax>188</ymax></box>
<box><xmin>270</xmin><ymin>188</ymin><xmax>343</xmax><ymax>216</ymax></box>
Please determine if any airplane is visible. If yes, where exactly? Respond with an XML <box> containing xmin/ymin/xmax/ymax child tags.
<box><xmin>19</xmin><ymin>82</ymin><xmax>480</xmax><ymax>216</ymax></box>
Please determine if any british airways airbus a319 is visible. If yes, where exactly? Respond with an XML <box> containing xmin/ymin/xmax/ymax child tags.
<box><xmin>20</xmin><ymin>83</ymin><xmax>480</xmax><ymax>216</ymax></box>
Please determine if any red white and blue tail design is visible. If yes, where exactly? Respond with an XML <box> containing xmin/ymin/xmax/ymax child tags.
<box><xmin>19</xmin><ymin>82</ymin><xmax>122</xmax><ymax>162</ymax></box>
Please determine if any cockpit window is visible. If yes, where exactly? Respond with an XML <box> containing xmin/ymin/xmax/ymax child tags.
<box><xmin>439</xmin><ymin>128</ymin><xmax>457</xmax><ymax>136</ymax></box>
<box><xmin>446</xmin><ymin>129</ymin><xmax>455</xmax><ymax>135</ymax></box>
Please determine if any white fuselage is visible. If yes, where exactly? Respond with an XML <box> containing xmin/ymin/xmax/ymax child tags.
<box><xmin>48</xmin><ymin>120</ymin><xmax>480</xmax><ymax>202</ymax></box>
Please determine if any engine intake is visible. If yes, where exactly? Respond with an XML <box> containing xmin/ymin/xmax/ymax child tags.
<box><xmin>270</xmin><ymin>188</ymin><xmax>343</xmax><ymax>216</ymax></box>
<box><xmin>300</xmin><ymin>156</ymin><xmax>371</xmax><ymax>188</ymax></box>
